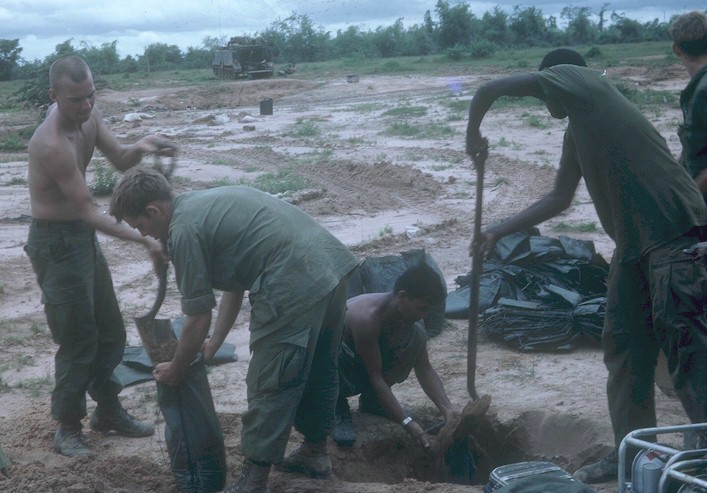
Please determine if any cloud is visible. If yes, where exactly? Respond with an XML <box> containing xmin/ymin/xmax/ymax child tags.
<box><xmin>4</xmin><ymin>0</ymin><xmax>703</xmax><ymax>62</ymax></box>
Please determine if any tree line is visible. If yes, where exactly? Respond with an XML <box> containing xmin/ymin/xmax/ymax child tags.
<box><xmin>0</xmin><ymin>1</ymin><xmax>699</xmax><ymax>107</ymax></box>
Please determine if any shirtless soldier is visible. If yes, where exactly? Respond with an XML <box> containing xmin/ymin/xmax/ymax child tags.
<box><xmin>24</xmin><ymin>55</ymin><xmax>174</xmax><ymax>457</ymax></box>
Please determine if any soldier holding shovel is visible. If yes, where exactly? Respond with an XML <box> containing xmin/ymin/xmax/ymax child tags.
<box><xmin>465</xmin><ymin>48</ymin><xmax>707</xmax><ymax>484</ymax></box>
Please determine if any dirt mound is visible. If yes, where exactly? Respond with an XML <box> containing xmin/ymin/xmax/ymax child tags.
<box><xmin>99</xmin><ymin>79</ymin><xmax>319</xmax><ymax>114</ymax></box>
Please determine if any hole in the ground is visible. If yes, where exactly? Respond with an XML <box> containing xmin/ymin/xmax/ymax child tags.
<box><xmin>330</xmin><ymin>408</ymin><xmax>609</xmax><ymax>487</ymax></box>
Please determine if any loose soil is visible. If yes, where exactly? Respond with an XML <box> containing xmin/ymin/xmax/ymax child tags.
<box><xmin>0</xmin><ymin>63</ymin><xmax>693</xmax><ymax>492</ymax></box>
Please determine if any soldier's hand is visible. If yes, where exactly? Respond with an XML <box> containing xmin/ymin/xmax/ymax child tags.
<box><xmin>406</xmin><ymin>421</ymin><xmax>431</xmax><ymax>451</ymax></box>
<box><xmin>469</xmin><ymin>229</ymin><xmax>499</xmax><ymax>259</ymax></box>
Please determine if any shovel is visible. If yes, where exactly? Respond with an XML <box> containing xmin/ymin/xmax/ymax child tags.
<box><xmin>134</xmin><ymin>263</ymin><xmax>178</xmax><ymax>365</ymax></box>
<box><xmin>467</xmin><ymin>141</ymin><xmax>487</xmax><ymax>400</ymax></box>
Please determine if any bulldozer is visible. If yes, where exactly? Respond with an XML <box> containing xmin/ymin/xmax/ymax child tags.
<box><xmin>212</xmin><ymin>36</ymin><xmax>274</xmax><ymax>80</ymax></box>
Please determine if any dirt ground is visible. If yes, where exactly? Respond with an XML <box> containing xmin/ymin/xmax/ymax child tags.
<box><xmin>0</xmin><ymin>62</ymin><xmax>695</xmax><ymax>492</ymax></box>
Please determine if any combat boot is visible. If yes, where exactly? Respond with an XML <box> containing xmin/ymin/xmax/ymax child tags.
<box><xmin>276</xmin><ymin>439</ymin><xmax>331</xmax><ymax>479</ymax></box>
<box><xmin>90</xmin><ymin>403</ymin><xmax>154</xmax><ymax>437</ymax></box>
<box><xmin>331</xmin><ymin>396</ymin><xmax>357</xmax><ymax>447</ymax></box>
<box><xmin>225</xmin><ymin>459</ymin><xmax>271</xmax><ymax>493</ymax></box>
<box><xmin>54</xmin><ymin>423</ymin><xmax>95</xmax><ymax>458</ymax></box>
<box><xmin>574</xmin><ymin>449</ymin><xmax>627</xmax><ymax>484</ymax></box>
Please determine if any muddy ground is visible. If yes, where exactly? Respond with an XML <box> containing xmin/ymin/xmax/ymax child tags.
<box><xmin>0</xmin><ymin>61</ymin><xmax>694</xmax><ymax>492</ymax></box>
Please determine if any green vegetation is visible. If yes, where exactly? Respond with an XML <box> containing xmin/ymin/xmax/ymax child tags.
<box><xmin>377</xmin><ymin>225</ymin><xmax>394</xmax><ymax>238</ymax></box>
<box><xmin>525</xmin><ymin>114</ymin><xmax>552</xmax><ymax>129</ymax></box>
<box><xmin>238</xmin><ymin>169</ymin><xmax>310</xmax><ymax>195</ymax></box>
<box><xmin>383</xmin><ymin>121</ymin><xmax>456</xmax><ymax>139</ymax></box>
<box><xmin>5</xmin><ymin>176</ymin><xmax>27</xmax><ymax>186</ymax></box>
<box><xmin>495</xmin><ymin>137</ymin><xmax>524</xmax><ymax>150</ymax></box>
<box><xmin>88</xmin><ymin>161</ymin><xmax>118</xmax><ymax>196</ymax></box>
<box><xmin>0</xmin><ymin>124</ymin><xmax>35</xmax><ymax>151</ymax></box>
<box><xmin>382</xmin><ymin>106</ymin><xmax>428</xmax><ymax>118</ymax></box>
<box><xmin>289</xmin><ymin>120</ymin><xmax>322</xmax><ymax>138</ymax></box>
<box><xmin>16</xmin><ymin>375</ymin><xmax>53</xmax><ymax>397</ymax></box>
<box><xmin>614</xmin><ymin>82</ymin><xmax>678</xmax><ymax>109</ymax></box>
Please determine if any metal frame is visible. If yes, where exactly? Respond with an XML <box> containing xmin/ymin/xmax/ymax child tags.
<box><xmin>618</xmin><ymin>423</ymin><xmax>707</xmax><ymax>493</ymax></box>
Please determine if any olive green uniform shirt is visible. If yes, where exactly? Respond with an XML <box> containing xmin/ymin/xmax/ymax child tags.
<box><xmin>678</xmin><ymin>64</ymin><xmax>707</xmax><ymax>204</ymax></box>
<box><xmin>168</xmin><ymin>186</ymin><xmax>359</xmax><ymax>345</ymax></box>
<box><xmin>532</xmin><ymin>65</ymin><xmax>706</xmax><ymax>263</ymax></box>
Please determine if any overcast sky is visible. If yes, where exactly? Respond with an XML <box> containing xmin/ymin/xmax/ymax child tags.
<box><xmin>3</xmin><ymin>1</ymin><xmax>703</xmax><ymax>62</ymax></box>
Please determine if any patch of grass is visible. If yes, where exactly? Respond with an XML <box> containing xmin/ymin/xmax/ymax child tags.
<box><xmin>495</xmin><ymin>137</ymin><xmax>524</xmax><ymax>150</ymax></box>
<box><xmin>382</xmin><ymin>121</ymin><xmax>456</xmax><ymax>139</ymax></box>
<box><xmin>443</xmin><ymin>99</ymin><xmax>471</xmax><ymax>113</ymax></box>
<box><xmin>430</xmin><ymin>163</ymin><xmax>455</xmax><ymax>171</ymax></box>
<box><xmin>212</xmin><ymin>157</ymin><xmax>235</xmax><ymax>166</ymax></box>
<box><xmin>239</xmin><ymin>169</ymin><xmax>310</xmax><ymax>195</ymax></box>
<box><xmin>343</xmin><ymin>103</ymin><xmax>380</xmax><ymax>113</ymax></box>
<box><xmin>89</xmin><ymin>161</ymin><xmax>118</xmax><ymax>196</ymax></box>
<box><xmin>383</xmin><ymin>121</ymin><xmax>420</xmax><ymax>137</ymax></box>
<box><xmin>526</xmin><ymin>114</ymin><xmax>551</xmax><ymax>129</ymax></box>
<box><xmin>289</xmin><ymin>120</ymin><xmax>321</xmax><ymax>138</ymax></box>
<box><xmin>377</xmin><ymin>225</ymin><xmax>393</xmax><ymax>237</ymax></box>
<box><xmin>551</xmin><ymin>221</ymin><xmax>598</xmax><ymax>233</ymax></box>
<box><xmin>16</xmin><ymin>375</ymin><xmax>53</xmax><ymax>397</ymax></box>
<box><xmin>0</xmin><ymin>125</ymin><xmax>36</xmax><ymax>151</ymax></box>
<box><xmin>345</xmin><ymin>136</ymin><xmax>369</xmax><ymax>145</ymax></box>
<box><xmin>6</xmin><ymin>176</ymin><xmax>27</xmax><ymax>185</ymax></box>
<box><xmin>293</xmin><ymin>150</ymin><xmax>333</xmax><ymax>166</ymax></box>
<box><xmin>213</xmin><ymin>177</ymin><xmax>236</xmax><ymax>187</ymax></box>
<box><xmin>11</xmin><ymin>354</ymin><xmax>35</xmax><ymax>371</ymax></box>
<box><xmin>614</xmin><ymin>82</ymin><xmax>678</xmax><ymax>109</ymax></box>
<box><xmin>382</xmin><ymin>106</ymin><xmax>427</xmax><ymax>118</ymax></box>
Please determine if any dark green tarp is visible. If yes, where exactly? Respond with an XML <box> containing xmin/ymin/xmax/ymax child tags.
<box><xmin>445</xmin><ymin>228</ymin><xmax>609</xmax><ymax>351</ymax></box>
<box><xmin>114</xmin><ymin>317</ymin><xmax>237</xmax><ymax>387</ymax></box>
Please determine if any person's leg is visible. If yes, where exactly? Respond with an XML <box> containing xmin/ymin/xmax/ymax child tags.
<box><xmin>25</xmin><ymin>222</ymin><xmax>98</xmax><ymax>457</ymax></box>
<box><xmin>87</xmin><ymin>242</ymin><xmax>153</xmax><ymax>437</ymax></box>
<box><xmin>575</xmin><ymin>255</ymin><xmax>658</xmax><ymax>483</ymax></box>
<box><xmin>241</xmin><ymin>281</ymin><xmax>346</xmax><ymax>475</ymax></box>
<box><xmin>277</xmin><ymin>280</ymin><xmax>349</xmax><ymax>476</ymax></box>
<box><xmin>332</xmin><ymin>338</ymin><xmax>360</xmax><ymax>446</ymax></box>
<box><xmin>604</xmin><ymin>259</ymin><xmax>659</xmax><ymax>444</ymax></box>
<box><xmin>647</xmin><ymin>234</ymin><xmax>707</xmax><ymax>429</ymax></box>
<box><xmin>87</xmin><ymin>240</ymin><xmax>125</xmax><ymax>404</ymax></box>
<box><xmin>292</xmin><ymin>279</ymin><xmax>348</xmax><ymax>441</ymax></box>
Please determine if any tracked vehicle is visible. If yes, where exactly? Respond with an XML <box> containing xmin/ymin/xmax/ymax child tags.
<box><xmin>212</xmin><ymin>36</ymin><xmax>274</xmax><ymax>80</ymax></box>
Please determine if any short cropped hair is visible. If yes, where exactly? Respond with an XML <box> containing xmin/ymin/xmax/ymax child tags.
<box><xmin>393</xmin><ymin>263</ymin><xmax>446</xmax><ymax>305</ymax></box>
<box><xmin>669</xmin><ymin>11</ymin><xmax>707</xmax><ymax>57</ymax></box>
<box><xmin>49</xmin><ymin>55</ymin><xmax>91</xmax><ymax>91</ymax></box>
<box><xmin>539</xmin><ymin>48</ymin><xmax>587</xmax><ymax>71</ymax></box>
<box><xmin>110</xmin><ymin>167</ymin><xmax>173</xmax><ymax>222</ymax></box>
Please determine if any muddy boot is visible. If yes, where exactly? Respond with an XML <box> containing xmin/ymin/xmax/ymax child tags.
<box><xmin>574</xmin><ymin>449</ymin><xmax>624</xmax><ymax>484</ymax></box>
<box><xmin>331</xmin><ymin>396</ymin><xmax>357</xmax><ymax>447</ymax></box>
<box><xmin>54</xmin><ymin>423</ymin><xmax>95</xmax><ymax>458</ymax></box>
<box><xmin>90</xmin><ymin>403</ymin><xmax>154</xmax><ymax>437</ymax></box>
<box><xmin>276</xmin><ymin>440</ymin><xmax>331</xmax><ymax>479</ymax></box>
<box><xmin>225</xmin><ymin>459</ymin><xmax>271</xmax><ymax>493</ymax></box>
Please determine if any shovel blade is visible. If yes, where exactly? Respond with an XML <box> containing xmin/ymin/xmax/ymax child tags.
<box><xmin>135</xmin><ymin>315</ymin><xmax>178</xmax><ymax>365</ymax></box>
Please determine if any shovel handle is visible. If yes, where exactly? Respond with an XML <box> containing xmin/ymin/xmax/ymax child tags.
<box><xmin>467</xmin><ymin>148</ymin><xmax>487</xmax><ymax>400</ymax></box>
<box><xmin>145</xmin><ymin>262</ymin><xmax>168</xmax><ymax>320</ymax></box>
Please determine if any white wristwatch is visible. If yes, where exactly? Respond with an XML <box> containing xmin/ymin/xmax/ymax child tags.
<box><xmin>401</xmin><ymin>416</ymin><xmax>413</xmax><ymax>426</ymax></box>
